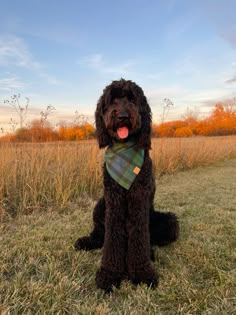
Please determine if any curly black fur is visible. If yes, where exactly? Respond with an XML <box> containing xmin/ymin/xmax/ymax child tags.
<box><xmin>74</xmin><ymin>79</ymin><xmax>179</xmax><ymax>291</ymax></box>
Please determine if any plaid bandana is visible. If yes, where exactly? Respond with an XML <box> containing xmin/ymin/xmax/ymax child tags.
<box><xmin>104</xmin><ymin>140</ymin><xmax>144</xmax><ymax>190</ymax></box>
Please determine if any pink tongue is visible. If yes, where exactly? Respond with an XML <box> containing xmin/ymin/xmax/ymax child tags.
<box><xmin>117</xmin><ymin>127</ymin><xmax>129</xmax><ymax>139</ymax></box>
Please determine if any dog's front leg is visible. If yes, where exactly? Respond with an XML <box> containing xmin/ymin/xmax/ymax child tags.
<box><xmin>127</xmin><ymin>192</ymin><xmax>158</xmax><ymax>288</ymax></box>
<box><xmin>74</xmin><ymin>197</ymin><xmax>105</xmax><ymax>251</ymax></box>
<box><xmin>96</xmin><ymin>187</ymin><xmax>127</xmax><ymax>292</ymax></box>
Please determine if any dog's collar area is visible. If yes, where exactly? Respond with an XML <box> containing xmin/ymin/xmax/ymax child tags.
<box><xmin>104</xmin><ymin>140</ymin><xmax>144</xmax><ymax>190</ymax></box>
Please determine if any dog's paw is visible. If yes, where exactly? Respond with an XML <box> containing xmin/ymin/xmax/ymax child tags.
<box><xmin>129</xmin><ymin>265</ymin><xmax>158</xmax><ymax>288</ymax></box>
<box><xmin>95</xmin><ymin>268</ymin><xmax>122</xmax><ymax>293</ymax></box>
<box><xmin>74</xmin><ymin>236</ymin><xmax>102</xmax><ymax>251</ymax></box>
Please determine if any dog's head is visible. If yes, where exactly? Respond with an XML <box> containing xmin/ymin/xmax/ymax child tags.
<box><xmin>95</xmin><ymin>79</ymin><xmax>152</xmax><ymax>149</ymax></box>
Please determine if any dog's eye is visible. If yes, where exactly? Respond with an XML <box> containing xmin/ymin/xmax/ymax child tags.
<box><xmin>111</xmin><ymin>109</ymin><xmax>117</xmax><ymax>116</ymax></box>
<box><xmin>102</xmin><ymin>105</ymin><xmax>112</xmax><ymax>114</ymax></box>
<box><xmin>107</xmin><ymin>103</ymin><xmax>117</xmax><ymax>112</ymax></box>
<box><xmin>102</xmin><ymin>105</ymin><xmax>116</xmax><ymax>116</ymax></box>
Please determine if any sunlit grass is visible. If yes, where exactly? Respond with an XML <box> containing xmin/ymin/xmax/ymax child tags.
<box><xmin>0</xmin><ymin>136</ymin><xmax>236</xmax><ymax>220</ymax></box>
<box><xmin>0</xmin><ymin>142</ymin><xmax>102</xmax><ymax>219</ymax></box>
<box><xmin>151</xmin><ymin>136</ymin><xmax>236</xmax><ymax>176</ymax></box>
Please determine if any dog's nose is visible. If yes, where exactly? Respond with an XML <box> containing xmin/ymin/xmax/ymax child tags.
<box><xmin>117</xmin><ymin>112</ymin><xmax>129</xmax><ymax>120</ymax></box>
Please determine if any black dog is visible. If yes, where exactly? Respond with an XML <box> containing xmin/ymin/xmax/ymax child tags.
<box><xmin>75</xmin><ymin>79</ymin><xmax>179</xmax><ymax>292</ymax></box>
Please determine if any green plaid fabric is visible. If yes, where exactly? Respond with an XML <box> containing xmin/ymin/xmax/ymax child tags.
<box><xmin>104</xmin><ymin>140</ymin><xmax>144</xmax><ymax>190</ymax></box>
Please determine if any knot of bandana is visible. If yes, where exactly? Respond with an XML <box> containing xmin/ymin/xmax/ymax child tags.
<box><xmin>104</xmin><ymin>140</ymin><xmax>144</xmax><ymax>190</ymax></box>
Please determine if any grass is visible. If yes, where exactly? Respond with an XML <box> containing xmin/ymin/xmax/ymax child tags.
<box><xmin>1</xmin><ymin>136</ymin><xmax>236</xmax><ymax>220</ymax></box>
<box><xmin>151</xmin><ymin>136</ymin><xmax>236</xmax><ymax>175</ymax></box>
<box><xmin>1</xmin><ymin>158</ymin><xmax>236</xmax><ymax>314</ymax></box>
<box><xmin>0</xmin><ymin>141</ymin><xmax>103</xmax><ymax>219</ymax></box>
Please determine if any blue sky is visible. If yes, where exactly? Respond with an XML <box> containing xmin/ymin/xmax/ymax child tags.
<box><xmin>1</xmin><ymin>0</ymin><xmax>236</xmax><ymax>132</ymax></box>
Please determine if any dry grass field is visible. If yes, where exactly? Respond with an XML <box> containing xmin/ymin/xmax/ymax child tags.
<box><xmin>1</xmin><ymin>136</ymin><xmax>236</xmax><ymax>220</ymax></box>
<box><xmin>0</xmin><ymin>158</ymin><xmax>235</xmax><ymax>314</ymax></box>
<box><xmin>0</xmin><ymin>136</ymin><xmax>236</xmax><ymax>314</ymax></box>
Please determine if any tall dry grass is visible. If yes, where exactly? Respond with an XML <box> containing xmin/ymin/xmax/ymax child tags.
<box><xmin>1</xmin><ymin>136</ymin><xmax>236</xmax><ymax>219</ymax></box>
<box><xmin>151</xmin><ymin>136</ymin><xmax>236</xmax><ymax>176</ymax></box>
<box><xmin>0</xmin><ymin>142</ymin><xmax>102</xmax><ymax>219</ymax></box>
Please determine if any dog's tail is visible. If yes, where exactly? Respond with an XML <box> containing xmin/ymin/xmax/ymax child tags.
<box><xmin>149</xmin><ymin>210</ymin><xmax>179</xmax><ymax>247</ymax></box>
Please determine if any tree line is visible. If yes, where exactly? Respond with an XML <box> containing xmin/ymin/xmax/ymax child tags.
<box><xmin>0</xmin><ymin>120</ymin><xmax>96</xmax><ymax>142</ymax></box>
<box><xmin>152</xmin><ymin>102</ymin><xmax>236</xmax><ymax>137</ymax></box>
<box><xmin>0</xmin><ymin>100</ymin><xmax>236</xmax><ymax>142</ymax></box>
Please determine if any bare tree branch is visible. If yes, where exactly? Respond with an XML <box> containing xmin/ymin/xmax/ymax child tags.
<box><xmin>4</xmin><ymin>94</ymin><xmax>30</xmax><ymax>129</ymax></box>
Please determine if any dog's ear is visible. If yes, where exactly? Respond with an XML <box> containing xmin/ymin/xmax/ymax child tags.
<box><xmin>95</xmin><ymin>95</ymin><xmax>111</xmax><ymax>148</ymax></box>
<box><xmin>136</xmin><ymin>95</ymin><xmax>152</xmax><ymax>150</ymax></box>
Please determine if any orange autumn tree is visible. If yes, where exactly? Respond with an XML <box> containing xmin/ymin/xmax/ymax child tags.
<box><xmin>152</xmin><ymin>100</ymin><xmax>236</xmax><ymax>137</ymax></box>
<box><xmin>0</xmin><ymin>121</ymin><xmax>96</xmax><ymax>142</ymax></box>
<box><xmin>195</xmin><ymin>103</ymin><xmax>236</xmax><ymax>136</ymax></box>
<box><xmin>13</xmin><ymin>119</ymin><xmax>58</xmax><ymax>142</ymax></box>
<box><xmin>58</xmin><ymin>122</ymin><xmax>95</xmax><ymax>141</ymax></box>
<box><xmin>174</xmin><ymin>125</ymin><xmax>193</xmax><ymax>137</ymax></box>
<box><xmin>152</xmin><ymin>120</ymin><xmax>186</xmax><ymax>137</ymax></box>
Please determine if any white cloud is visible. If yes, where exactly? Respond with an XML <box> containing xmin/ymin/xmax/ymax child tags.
<box><xmin>79</xmin><ymin>53</ymin><xmax>103</xmax><ymax>69</ymax></box>
<box><xmin>225</xmin><ymin>75</ymin><xmax>236</xmax><ymax>84</ymax></box>
<box><xmin>78</xmin><ymin>53</ymin><xmax>137</xmax><ymax>76</ymax></box>
<box><xmin>38</xmin><ymin>72</ymin><xmax>62</xmax><ymax>85</ymax></box>
<box><xmin>0</xmin><ymin>76</ymin><xmax>27</xmax><ymax>91</ymax></box>
<box><xmin>0</xmin><ymin>35</ymin><xmax>61</xmax><ymax>85</ymax></box>
<box><xmin>0</xmin><ymin>35</ymin><xmax>39</xmax><ymax>69</ymax></box>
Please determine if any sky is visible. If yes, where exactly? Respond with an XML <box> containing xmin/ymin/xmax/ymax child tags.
<box><xmin>0</xmin><ymin>0</ymin><xmax>236</xmax><ymax>132</ymax></box>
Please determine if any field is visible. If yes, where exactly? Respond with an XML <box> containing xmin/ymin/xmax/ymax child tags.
<box><xmin>1</xmin><ymin>136</ymin><xmax>236</xmax><ymax>219</ymax></box>
<box><xmin>0</xmin><ymin>137</ymin><xmax>236</xmax><ymax>314</ymax></box>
